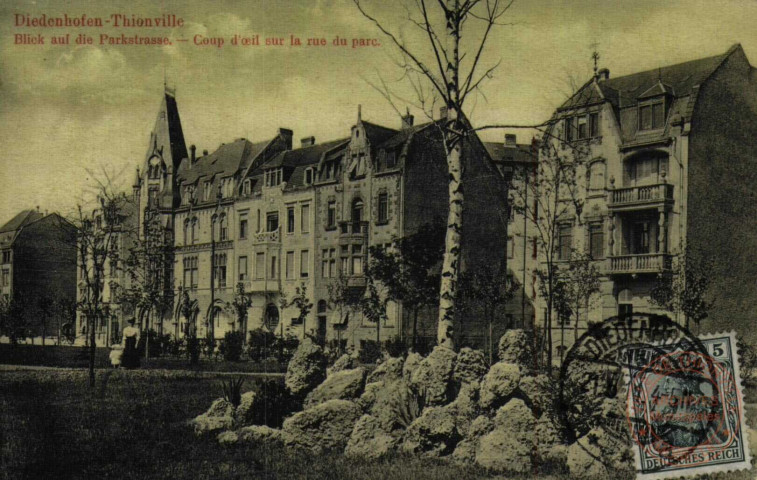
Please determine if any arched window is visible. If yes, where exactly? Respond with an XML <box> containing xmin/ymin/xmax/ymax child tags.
<box><xmin>351</xmin><ymin>198</ymin><xmax>364</xmax><ymax>223</ymax></box>
<box><xmin>587</xmin><ymin>160</ymin><xmax>606</xmax><ymax>191</ymax></box>
<box><xmin>183</xmin><ymin>219</ymin><xmax>189</xmax><ymax>245</ymax></box>
<box><xmin>191</xmin><ymin>217</ymin><xmax>198</xmax><ymax>244</ymax></box>
<box><xmin>265</xmin><ymin>304</ymin><xmax>279</xmax><ymax>331</ymax></box>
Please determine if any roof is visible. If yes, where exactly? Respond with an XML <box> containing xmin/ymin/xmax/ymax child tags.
<box><xmin>483</xmin><ymin>142</ymin><xmax>535</xmax><ymax>165</ymax></box>
<box><xmin>177</xmin><ymin>138</ymin><xmax>270</xmax><ymax>185</ymax></box>
<box><xmin>0</xmin><ymin>210</ymin><xmax>44</xmax><ymax>234</ymax></box>
<box><xmin>143</xmin><ymin>92</ymin><xmax>188</xmax><ymax>171</ymax></box>
<box><xmin>561</xmin><ymin>44</ymin><xmax>740</xmax><ymax>110</ymax></box>
<box><xmin>362</xmin><ymin>121</ymin><xmax>398</xmax><ymax>146</ymax></box>
<box><xmin>252</xmin><ymin>138</ymin><xmax>349</xmax><ymax>190</ymax></box>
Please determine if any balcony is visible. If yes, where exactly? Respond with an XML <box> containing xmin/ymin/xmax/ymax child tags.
<box><xmin>253</xmin><ymin>228</ymin><xmax>280</xmax><ymax>244</ymax></box>
<box><xmin>608</xmin><ymin>253</ymin><xmax>672</xmax><ymax>274</ymax></box>
<box><xmin>243</xmin><ymin>279</ymin><xmax>280</xmax><ymax>293</ymax></box>
<box><xmin>339</xmin><ymin>221</ymin><xmax>368</xmax><ymax>245</ymax></box>
<box><xmin>608</xmin><ymin>184</ymin><xmax>673</xmax><ymax>210</ymax></box>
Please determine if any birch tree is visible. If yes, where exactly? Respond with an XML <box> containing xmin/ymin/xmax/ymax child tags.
<box><xmin>354</xmin><ymin>0</ymin><xmax>517</xmax><ymax>350</ymax></box>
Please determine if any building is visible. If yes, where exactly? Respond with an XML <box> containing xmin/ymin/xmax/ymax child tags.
<box><xmin>89</xmin><ymin>88</ymin><xmax>510</xmax><ymax>350</ymax></box>
<box><xmin>524</xmin><ymin>43</ymin><xmax>757</xmax><ymax>358</ymax></box>
<box><xmin>0</xmin><ymin>209</ymin><xmax>77</xmax><ymax>343</ymax></box>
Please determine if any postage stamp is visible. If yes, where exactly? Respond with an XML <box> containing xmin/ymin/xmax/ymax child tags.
<box><xmin>625</xmin><ymin>332</ymin><xmax>751</xmax><ymax>479</ymax></box>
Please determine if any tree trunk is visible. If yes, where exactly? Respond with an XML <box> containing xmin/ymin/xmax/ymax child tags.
<box><xmin>412</xmin><ymin>308</ymin><xmax>418</xmax><ymax>351</ymax></box>
<box><xmin>88</xmin><ymin>311</ymin><xmax>96</xmax><ymax>388</ymax></box>
<box><xmin>438</xmin><ymin>132</ymin><xmax>463</xmax><ymax>351</ymax></box>
<box><xmin>488</xmin><ymin>306</ymin><xmax>493</xmax><ymax>366</ymax></box>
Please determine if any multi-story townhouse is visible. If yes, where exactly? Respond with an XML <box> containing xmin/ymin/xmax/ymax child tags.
<box><xmin>109</xmin><ymin>88</ymin><xmax>509</xmax><ymax>350</ymax></box>
<box><xmin>0</xmin><ymin>209</ymin><xmax>76</xmax><ymax>344</ymax></box>
<box><xmin>528</xmin><ymin>43</ymin><xmax>757</xmax><ymax>359</ymax></box>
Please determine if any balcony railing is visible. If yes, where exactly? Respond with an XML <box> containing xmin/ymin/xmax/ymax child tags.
<box><xmin>253</xmin><ymin>228</ymin><xmax>280</xmax><ymax>244</ymax></box>
<box><xmin>339</xmin><ymin>221</ymin><xmax>368</xmax><ymax>235</ymax></box>
<box><xmin>243</xmin><ymin>279</ymin><xmax>280</xmax><ymax>293</ymax></box>
<box><xmin>608</xmin><ymin>184</ymin><xmax>673</xmax><ymax>209</ymax></box>
<box><xmin>608</xmin><ymin>253</ymin><xmax>672</xmax><ymax>274</ymax></box>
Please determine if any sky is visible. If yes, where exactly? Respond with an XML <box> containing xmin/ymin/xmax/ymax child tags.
<box><xmin>1</xmin><ymin>0</ymin><xmax>756</xmax><ymax>224</ymax></box>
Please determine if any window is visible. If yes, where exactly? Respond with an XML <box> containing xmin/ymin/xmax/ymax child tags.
<box><xmin>110</xmin><ymin>258</ymin><xmax>118</xmax><ymax>277</ymax></box>
<box><xmin>386</xmin><ymin>150</ymin><xmax>397</xmax><ymax>169</ymax></box>
<box><xmin>238</xmin><ymin>256</ymin><xmax>248</xmax><ymax>281</ymax></box>
<box><xmin>214</xmin><ymin>253</ymin><xmax>227</xmax><ymax>288</ymax></box>
<box><xmin>2</xmin><ymin>269</ymin><xmax>9</xmax><ymax>287</ymax></box>
<box><xmin>558</xmin><ymin>224</ymin><xmax>572</xmax><ymax>261</ymax></box>
<box><xmin>588</xmin><ymin>161</ymin><xmax>606</xmax><ymax>190</ymax></box>
<box><xmin>242</xmin><ymin>179</ymin><xmax>251</xmax><ymax>195</ymax></box>
<box><xmin>327</xmin><ymin>201</ymin><xmax>336</xmax><ymax>229</ymax></box>
<box><xmin>624</xmin><ymin>155</ymin><xmax>668</xmax><ymax>186</ymax></box>
<box><xmin>351</xmin><ymin>244</ymin><xmax>363</xmax><ymax>275</ymax></box>
<box><xmin>589</xmin><ymin>223</ymin><xmax>604</xmax><ymax>259</ymax></box>
<box><xmin>378</xmin><ymin>193</ymin><xmax>388</xmax><ymax>223</ymax></box>
<box><xmin>266</xmin><ymin>212</ymin><xmax>279</xmax><ymax>232</ymax></box>
<box><xmin>191</xmin><ymin>218</ymin><xmax>198</xmax><ymax>244</ymax></box>
<box><xmin>301</xmin><ymin>204</ymin><xmax>310</xmax><ymax>233</ymax></box>
<box><xmin>183</xmin><ymin>219</ymin><xmax>189</xmax><ymax>245</ymax></box>
<box><xmin>564</xmin><ymin>117</ymin><xmax>573</xmax><ymax>142</ymax></box>
<box><xmin>577</xmin><ymin>115</ymin><xmax>587</xmax><ymax>139</ymax></box>
<box><xmin>2</xmin><ymin>251</ymin><xmax>10</xmax><ymax>264</ymax></box>
<box><xmin>218</xmin><ymin>215</ymin><xmax>228</xmax><ymax>241</ymax></box>
<box><xmin>287</xmin><ymin>207</ymin><xmax>295</xmax><ymax>233</ymax></box>
<box><xmin>239</xmin><ymin>215</ymin><xmax>248</xmax><ymax>239</ymax></box>
<box><xmin>639</xmin><ymin>101</ymin><xmax>665</xmax><ymax>130</ymax></box>
<box><xmin>340</xmin><ymin>245</ymin><xmax>349</xmax><ymax>274</ymax></box>
<box><xmin>265</xmin><ymin>168</ymin><xmax>283</xmax><ymax>187</ymax></box>
<box><xmin>204</xmin><ymin>181</ymin><xmax>212</xmax><ymax>201</ymax></box>
<box><xmin>321</xmin><ymin>249</ymin><xmax>336</xmax><ymax>278</ymax></box>
<box><xmin>507</xmin><ymin>236</ymin><xmax>514</xmax><ymax>259</ymax></box>
<box><xmin>270</xmin><ymin>255</ymin><xmax>278</xmax><ymax>279</ymax></box>
<box><xmin>589</xmin><ymin>112</ymin><xmax>599</xmax><ymax>137</ymax></box>
<box><xmin>255</xmin><ymin>253</ymin><xmax>265</xmax><ymax>279</ymax></box>
<box><xmin>286</xmin><ymin>251</ymin><xmax>295</xmax><ymax>280</ymax></box>
<box><xmin>532</xmin><ymin>237</ymin><xmax>538</xmax><ymax>259</ymax></box>
<box><xmin>352</xmin><ymin>198</ymin><xmax>363</xmax><ymax>223</ymax></box>
<box><xmin>183</xmin><ymin>256</ymin><xmax>198</xmax><ymax>289</ymax></box>
<box><xmin>304</xmin><ymin>168</ymin><xmax>313</xmax><ymax>185</ymax></box>
<box><xmin>300</xmin><ymin>250</ymin><xmax>310</xmax><ymax>277</ymax></box>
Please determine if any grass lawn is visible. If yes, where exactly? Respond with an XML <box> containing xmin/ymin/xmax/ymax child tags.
<box><xmin>2</xmin><ymin>369</ymin><xmax>755</xmax><ymax>480</ymax></box>
<box><xmin>0</xmin><ymin>369</ymin><xmax>496</xmax><ymax>480</ymax></box>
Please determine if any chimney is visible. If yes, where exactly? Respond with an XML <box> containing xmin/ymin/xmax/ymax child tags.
<box><xmin>301</xmin><ymin>136</ymin><xmax>316</xmax><ymax>148</ymax></box>
<box><xmin>439</xmin><ymin>106</ymin><xmax>448</xmax><ymax>120</ymax></box>
<box><xmin>278</xmin><ymin>128</ymin><xmax>293</xmax><ymax>150</ymax></box>
<box><xmin>203</xmin><ymin>149</ymin><xmax>208</xmax><ymax>157</ymax></box>
<box><xmin>401</xmin><ymin>108</ymin><xmax>414</xmax><ymax>129</ymax></box>
<box><xmin>598</xmin><ymin>68</ymin><xmax>610</xmax><ymax>82</ymax></box>
<box><xmin>190</xmin><ymin>145</ymin><xmax>196</xmax><ymax>164</ymax></box>
<box><xmin>505</xmin><ymin>134</ymin><xmax>517</xmax><ymax>146</ymax></box>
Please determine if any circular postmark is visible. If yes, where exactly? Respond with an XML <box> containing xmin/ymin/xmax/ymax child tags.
<box><xmin>558</xmin><ymin>313</ymin><xmax>716</xmax><ymax>474</ymax></box>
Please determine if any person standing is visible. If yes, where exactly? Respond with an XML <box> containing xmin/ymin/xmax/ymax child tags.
<box><xmin>121</xmin><ymin>318</ymin><xmax>140</xmax><ymax>369</ymax></box>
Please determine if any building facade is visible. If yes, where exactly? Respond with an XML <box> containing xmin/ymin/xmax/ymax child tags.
<box><xmin>77</xmin><ymin>88</ymin><xmax>510</xmax><ymax>348</ymax></box>
<box><xmin>518</xmin><ymin>43</ymin><xmax>757</xmax><ymax>360</ymax></box>
<box><xmin>0</xmin><ymin>209</ymin><xmax>77</xmax><ymax>343</ymax></box>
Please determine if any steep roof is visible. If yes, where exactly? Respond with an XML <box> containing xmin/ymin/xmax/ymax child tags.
<box><xmin>144</xmin><ymin>91</ymin><xmax>188</xmax><ymax>171</ymax></box>
<box><xmin>362</xmin><ymin>121</ymin><xmax>398</xmax><ymax>146</ymax></box>
<box><xmin>178</xmin><ymin>138</ymin><xmax>269</xmax><ymax>185</ymax></box>
<box><xmin>560</xmin><ymin>44</ymin><xmax>740</xmax><ymax>111</ymax></box>
<box><xmin>0</xmin><ymin>210</ymin><xmax>44</xmax><ymax>234</ymax></box>
<box><xmin>253</xmin><ymin>138</ymin><xmax>349</xmax><ymax>190</ymax></box>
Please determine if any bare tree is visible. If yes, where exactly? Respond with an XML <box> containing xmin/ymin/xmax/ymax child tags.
<box><xmin>279</xmin><ymin>283</ymin><xmax>314</xmax><ymax>340</ymax></box>
<box><xmin>354</xmin><ymin>0</ymin><xmax>520</xmax><ymax>350</ymax></box>
<box><xmin>511</xmin><ymin>126</ymin><xmax>591</xmax><ymax>371</ymax></box>
<box><xmin>71</xmin><ymin>171</ymin><xmax>134</xmax><ymax>387</ymax></box>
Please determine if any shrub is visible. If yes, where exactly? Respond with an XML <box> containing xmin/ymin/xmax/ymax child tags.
<box><xmin>223</xmin><ymin>331</ymin><xmax>246</xmax><ymax>362</ymax></box>
<box><xmin>248</xmin><ymin>328</ymin><xmax>277</xmax><ymax>362</ymax></box>
<box><xmin>220</xmin><ymin>377</ymin><xmax>245</xmax><ymax>408</ymax></box>
<box><xmin>253</xmin><ymin>378</ymin><xmax>302</xmax><ymax>428</ymax></box>
<box><xmin>137</xmin><ymin>329</ymin><xmax>173</xmax><ymax>358</ymax></box>
<box><xmin>738</xmin><ymin>337</ymin><xmax>757</xmax><ymax>384</ymax></box>
<box><xmin>358</xmin><ymin>340</ymin><xmax>382</xmax><ymax>364</ymax></box>
<box><xmin>383</xmin><ymin>337</ymin><xmax>408</xmax><ymax>358</ymax></box>
<box><xmin>186</xmin><ymin>336</ymin><xmax>200</xmax><ymax>365</ymax></box>
<box><xmin>274</xmin><ymin>334</ymin><xmax>300</xmax><ymax>364</ymax></box>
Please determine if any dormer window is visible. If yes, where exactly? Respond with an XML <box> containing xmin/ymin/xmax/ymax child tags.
<box><xmin>242</xmin><ymin>179</ymin><xmax>251</xmax><ymax>195</ymax></box>
<box><xmin>204</xmin><ymin>181</ymin><xmax>212</xmax><ymax>201</ymax></box>
<box><xmin>386</xmin><ymin>150</ymin><xmax>397</xmax><ymax>169</ymax></box>
<box><xmin>265</xmin><ymin>168</ymin><xmax>282</xmax><ymax>187</ymax></box>
<box><xmin>639</xmin><ymin>101</ymin><xmax>665</xmax><ymax>130</ymax></box>
<box><xmin>304</xmin><ymin>168</ymin><xmax>313</xmax><ymax>185</ymax></box>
